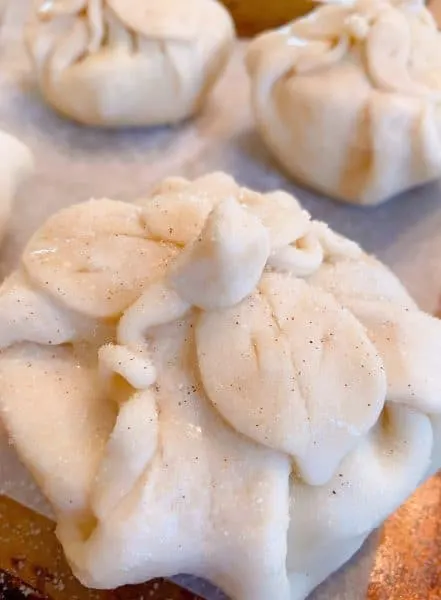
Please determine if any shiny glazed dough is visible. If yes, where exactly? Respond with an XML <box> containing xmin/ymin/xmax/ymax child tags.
<box><xmin>26</xmin><ymin>0</ymin><xmax>235</xmax><ymax>127</ymax></box>
<box><xmin>247</xmin><ymin>0</ymin><xmax>441</xmax><ymax>206</ymax></box>
<box><xmin>0</xmin><ymin>172</ymin><xmax>440</xmax><ymax>600</ymax></box>
<box><xmin>0</xmin><ymin>131</ymin><xmax>33</xmax><ymax>243</ymax></box>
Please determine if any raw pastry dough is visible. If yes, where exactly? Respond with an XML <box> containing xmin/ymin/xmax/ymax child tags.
<box><xmin>247</xmin><ymin>0</ymin><xmax>441</xmax><ymax>206</ymax></box>
<box><xmin>26</xmin><ymin>0</ymin><xmax>235</xmax><ymax>127</ymax></box>
<box><xmin>0</xmin><ymin>131</ymin><xmax>33</xmax><ymax>243</ymax></box>
<box><xmin>0</xmin><ymin>173</ymin><xmax>440</xmax><ymax>600</ymax></box>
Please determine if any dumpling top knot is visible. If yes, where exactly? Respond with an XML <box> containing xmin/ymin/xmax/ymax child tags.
<box><xmin>35</xmin><ymin>0</ymin><xmax>216</xmax><ymax>40</ymax></box>
<box><xmin>250</xmin><ymin>0</ymin><xmax>441</xmax><ymax>97</ymax></box>
<box><xmin>170</xmin><ymin>197</ymin><xmax>271</xmax><ymax>311</ymax></box>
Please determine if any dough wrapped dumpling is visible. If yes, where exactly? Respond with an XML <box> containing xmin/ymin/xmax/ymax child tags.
<box><xmin>0</xmin><ymin>131</ymin><xmax>33</xmax><ymax>243</ymax></box>
<box><xmin>0</xmin><ymin>173</ymin><xmax>440</xmax><ymax>600</ymax></box>
<box><xmin>26</xmin><ymin>0</ymin><xmax>235</xmax><ymax>127</ymax></box>
<box><xmin>247</xmin><ymin>0</ymin><xmax>441</xmax><ymax>206</ymax></box>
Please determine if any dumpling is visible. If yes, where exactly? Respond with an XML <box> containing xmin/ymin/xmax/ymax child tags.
<box><xmin>0</xmin><ymin>131</ymin><xmax>33</xmax><ymax>243</ymax></box>
<box><xmin>0</xmin><ymin>172</ymin><xmax>440</xmax><ymax>600</ymax></box>
<box><xmin>26</xmin><ymin>0</ymin><xmax>235</xmax><ymax>127</ymax></box>
<box><xmin>246</xmin><ymin>0</ymin><xmax>441</xmax><ymax>206</ymax></box>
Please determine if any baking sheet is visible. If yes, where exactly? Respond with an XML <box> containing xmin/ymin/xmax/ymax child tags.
<box><xmin>0</xmin><ymin>1</ymin><xmax>440</xmax><ymax>599</ymax></box>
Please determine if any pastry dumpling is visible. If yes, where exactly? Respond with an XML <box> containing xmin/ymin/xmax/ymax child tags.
<box><xmin>0</xmin><ymin>173</ymin><xmax>440</xmax><ymax>600</ymax></box>
<box><xmin>0</xmin><ymin>131</ymin><xmax>33</xmax><ymax>243</ymax></box>
<box><xmin>247</xmin><ymin>0</ymin><xmax>441</xmax><ymax>206</ymax></box>
<box><xmin>26</xmin><ymin>0</ymin><xmax>235</xmax><ymax>127</ymax></box>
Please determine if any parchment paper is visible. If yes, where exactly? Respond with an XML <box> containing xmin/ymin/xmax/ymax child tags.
<box><xmin>0</xmin><ymin>1</ymin><xmax>440</xmax><ymax>598</ymax></box>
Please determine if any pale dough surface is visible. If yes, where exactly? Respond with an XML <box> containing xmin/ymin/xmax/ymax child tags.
<box><xmin>0</xmin><ymin>130</ymin><xmax>33</xmax><ymax>243</ymax></box>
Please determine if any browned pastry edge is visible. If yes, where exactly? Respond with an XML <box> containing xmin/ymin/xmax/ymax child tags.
<box><xmin>219</xmin><ymin>0</ymin><xmax>439</xmax><ymax>35</ymax></box>
<box><xmin>367</xmin><ymin>474</ymin><xmax>441</xmax><ymax>600</ymax></box>
<box><xmin>0</xmin><ymin>570</ymin><xmax>203</xmax><ymax>600</ymax></box>
<box><xmin>219</xmin><ymin>0</ymin><xmax>315</xmax><ymax>35</ymax></box>
<box><xmin>0</xmin><ymin>569</ymin><xmax>50</xmax><ymax>600</ymax></box>
<box><xmin>0</xmin><ymin>496</ymin><xmax>202</xmax><ymax>600</ymax></box>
